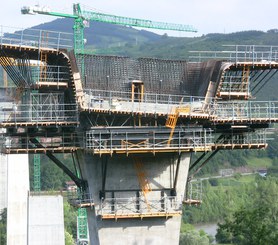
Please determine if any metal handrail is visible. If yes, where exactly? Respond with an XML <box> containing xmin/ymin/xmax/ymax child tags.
<box><xmin>83</xmin><ymin>89</ymin><xmax>212</xmax><ymax>116</ymax></box>
<box><xmin>99</xmin><ymin>196</ymin><xmax>182</xmax><ymax>216</ymax></box>
<box><xmin>85</xmin><ymin>128</ymin><xmax>213</xmax><ymax>152</ymax></box>
<box><xmin>2</xmin><ymin>133</ymin><xmax>80</xmax><ymax>151</ymax></box>
<box><xmin>212</xmin><ymin>101</ymin><xmax>278</xmax><ymax>121</ymax></box>
<box><xmin>0</xmin><ymin>103</ymin><xmax>78</xmax><ymax>123</ymax></box>
<box><xmin>189</xmin><ymin>45</ymin><xmax>278</xmax><ymax>64</ymax></box>
<box><xmin>0</xmin><ymin>25</ymin><xmax>73</xmax><ymax>50</ymax></box>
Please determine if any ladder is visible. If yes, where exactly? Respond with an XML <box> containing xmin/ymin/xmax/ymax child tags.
<box><xmin>133</xmin><ymin>157</ymin><xmax>152</xmax><ymax>211</ymax></box>
<box><xmin>39</xmin><ymin>31</ymin><xmax>48</xmax><ymax>82</ymax></box>
<box><xmin>166</xmin><ymin>104</ymin><xmax>191</xmax><ymax>146</ymax></box>
<box><xmin>240</xmin><ymin>65</ymin><xmax>250</xmax><ymax>95</ymax></box>
<box><xmin>165</xmin><ymin>107</ymin><xmax>179</xmax><ymax>146</ymax></box>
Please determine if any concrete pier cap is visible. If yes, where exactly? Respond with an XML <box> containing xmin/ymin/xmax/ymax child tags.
<box><xmin>79</xmin><ymin>151</ymin><xmax>191</xmax><ymax>245</ymax></box>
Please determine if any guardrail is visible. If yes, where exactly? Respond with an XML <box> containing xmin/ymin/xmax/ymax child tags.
<box><xmin>30</xmin><ymin>65</ymin><xmax>70</xmax><ymax>84</ymax></box>
<box><xmin>215</xmin><ymin>129</ymin><xmax>269</xmax><ymax>145</ymax></box>
<box><xmin>84</xmin><ymin>89</ymin><xmax>211</xmax><ymax>116</ymax></box>
<box><xmin>0</xmin><ymin>103</ymin><xmax>78</xmax><ymax>124</ymax></box>
<box><xmin>189</xmin><ymin>45</ymin><xmax>278</xmax><ymax>65</ymax></box>
<box><xmin>67</xmin><ymin>191</ymin><xmax>94</xmax><ymax>208</ymax></box>
<box><xmin>1</xmin><ymin>133</ymin><xmax>80</xmax><ymax>152</ymax></box>
<box><xmin>85</xmin><ymin>128</ymin><xmax>213</xmax><ymax>153</ymax></box>
<box><xmin>212</xmin><ymin>101</ymin><xmax>278</xmax><ymax>122</ymax></box>
<box><xmin>99</xmin><ymin>196</ymin><xmax>182</xmax><ymax>217</ymax></box>
<box><xmin>0</xmin><ymin>25</ymin><xmax>73</xmax><ymax>50</ymax></box>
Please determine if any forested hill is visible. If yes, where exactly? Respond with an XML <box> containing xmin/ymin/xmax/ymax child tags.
<box><xmin>33</xmin><ymin>18</ymin><xmax>278</xmax><ymax>59</ymax></box>
<box><xmin>32</xmin><ymin>18</ymin><xmax>161</xmax><ymax>49</ymax></box>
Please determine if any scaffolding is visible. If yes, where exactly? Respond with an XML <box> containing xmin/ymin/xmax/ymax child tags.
<box><xmin>0</xmin><ymin>38</ymin><xmax>278</xmax><ymax>225</ymax></box>
<box><xmin>217</xmin><ymin>72</ymin><xmax>250</xmax><ymax>99</ymax></box>
<box><xmin>85</xmin><ymin>127</ymin><xmax>213</xmax><ymax>155</ymax></box>
<box><xmin>1</xmin><ymin>133</ymin><xmax>80</xmax><ymax>154</ymax></box>
<box><xmin>212</xmin><ymin>100</ymin><xmax>278</xmax><ymax>123</ymax></box>
<box><xmin>99</xmin><ymin>196</ymin><xmax>182</xmax><ymax>220</ymax></box>
<box><xmin>183</xmin><ymin>180</ymin><xmax>202</xmax><ymax>205</ymax></box>
<box><xmin>83</xmin><ymin>89</ymin><xmax>209</xmax><ymax>117</ymax></box>
<box><xmin>0</xmin><ymin>25</ymin><xmax>73</xmax><ymax>50</ymax></box>
<box><xmin>0</xmin><ymin>98</ymin><xmax>78</xmax><ymax>126</ymax></box>
<box><xmin>189</xmin><ymin>45</ymin><xmax>278</xmax><ymax>64</ymax></box>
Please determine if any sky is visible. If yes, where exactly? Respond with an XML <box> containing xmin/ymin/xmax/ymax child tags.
<box><xmin>1</xmin><ymin>0</ymin><xmax>277</xmax><ymax>37</ymax></box>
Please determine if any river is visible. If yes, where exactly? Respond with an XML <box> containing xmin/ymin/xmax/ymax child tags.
<box><xmin>194</xmin><ymin>223</ymin><xmax>218</xmax><ymax>243</ymax></box>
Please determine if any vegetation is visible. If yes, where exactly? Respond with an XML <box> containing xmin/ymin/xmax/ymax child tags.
<box><xmin>64</xmin><ymin>201</ymin><xmax>77</xmax><ymax>240</ymax></box>
<box><xmin>216</xmin><ymin>177</ymin><xmax>278</xmax><ymax>244</ymax></box>
<box><xmin>180</xmin><ymin>223</ymin><xmax>213</xmax><ymax>245</ymax></box>
<box><xmin>182</xmin><ymin>175</ymin><xmax>278</xmax><ymax>244</ymax></box>
<box><xmin>0</xmin><ymin>209</ymin><xmax>7</xmax><ymax>245</ymax></box>
<box><xmin>29</xmin><ymin>154</ymin><xmax>73</xmax><ymax>191</ymax></box>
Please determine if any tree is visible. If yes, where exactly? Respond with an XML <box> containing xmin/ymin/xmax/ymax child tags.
<box><xmin>0</xmin><ymin>208</ymin><xmax>7</xmax><ymax>245</ymax></box>
<box><xmin>64</xmin><ymin>201</ymin><xmax>77</xmax><ymax>239</ymax></box>
<box><xmin>65</xmin><ymin>231</ymin><xmax>75</xmax><ymax>245</ymax></box>
<box><xmin>216</xmin><ymin>177</ymin><xmax>278</xmax><ymax>245</ymax></box>
<box><xmin>179</xmin><ymin>230</ymin><xmax>210</xmax><ymax>245</ymax></box>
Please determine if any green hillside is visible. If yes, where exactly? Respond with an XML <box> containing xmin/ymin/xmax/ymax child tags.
<box><xmin>32</xmin><ymin>18</ymin><xmax>161</xmax><ymax>49</ymax></box>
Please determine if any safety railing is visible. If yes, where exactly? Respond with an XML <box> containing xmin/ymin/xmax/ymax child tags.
<box><xmin>1</xmin><ymin>133</ymin><xmax>80</xmax><ymax>152</ymax></box>
<box><xmin>29</xmin><ymin>65</ymin><xmax>70</xmax><ymax>84</ymax></box>
<box><xmin>0</xmin><ymin>103</ymin><xmax>78</xmax><ymax>124</ymax></box>
<box><xmin>99</xmin><ymin>196</ymin><xmax>182</xmax><ymax>217</ymax></box>
<box><xmin>0</xmin><ymin>25</ymin><xmax>73</xmax><ymax>50</ymax></box>
<box><xmin>85</xmin><ymin>128</ymin><xmax>213</xmax><ymax>153</ymax></box>
<box><xmin>67</xmin><ymin>191</ymin><xmax>94</xmax><ymax>208</ymax></box>
<box><xmin>220</xmin><ymin>75</ymin><xmax>249</xmax><ymax>93</ymax></box>
<box><xmin>184</xmin><ymin>180</ymin><xmax>202</xmax><ymax>205</ymax></box>
<box><xmin>84</xmin><ymin>89</ymin><xmax>211</xmax><ymax>116</ymax></box>
<box><xmin>189</xmin><ymin>45</ymin><xmax>278</xmax><ymax>65</ymax></box>
<box><xmin>215</xmin><ymin>129</ymin><xmax>269</xmax><ymax>146</ymax></box>
<box><xmin>212</xmin><ymin>101</ymin><xmax>278</xmax><ymax>122</ymax></box>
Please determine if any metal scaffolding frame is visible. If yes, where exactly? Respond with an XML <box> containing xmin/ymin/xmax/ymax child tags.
<box><xmin>212</xmin><ymin>100</ymin><xmax>278</xmax><ymax>122</ymax></box>
<box><xmin>1</xmin><ymin>133</ymin><xmax>80</xmax><ymax>153</ymax></box>
<box><xmin>83</xmin><ymin>88</ymin><xmax>210</xmax><ymax>117</ymax></box>
<box><xmin>99</xmin><ymin>196</ymin><xmax>182</xmax><ymax>219</ymax></box>
<box><xmin>0</xmin><ymin>25</ymin><xmax>73</xmax><ymax>50</ymax></box>
<box><xmin>189</xmin><ymin>45</ymin><xmax>278</xmax><ymax>65</ymax></box>
<box><xmin>85</xmin><ymin>127</ymin><xmax>213</xmax><ymax>155</ymax></box>
<box><xmin>0</xmin><ymin>91</ymin><xmax>79</xmax><ymax>126</ymax></box>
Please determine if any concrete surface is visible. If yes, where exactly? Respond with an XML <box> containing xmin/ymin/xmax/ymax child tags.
<box><xmin>28</xmin><ymin>195</ymin><xmax>65</xmax><ymax>245</ymax></box>
<box><xmin>7</xmin><ymin>154</ymin><xmax>29</xmax><ymax>245</ymax></box>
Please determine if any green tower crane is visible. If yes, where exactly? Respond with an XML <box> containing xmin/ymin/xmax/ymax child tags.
<box><xmin>21</xmin><ymin>3</ymin><xmax>197</xmax><ymax>55</ymax></box>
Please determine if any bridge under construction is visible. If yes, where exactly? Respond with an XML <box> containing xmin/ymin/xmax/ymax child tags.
<box><xmin>1</xmin><ymin>28</ymin><xmax>278</xmax><ymax>244</ymax></box>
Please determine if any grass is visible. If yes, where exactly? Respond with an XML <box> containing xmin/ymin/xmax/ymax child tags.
<box><xmin>245</xmin><ymin>157</ymin><xmax>272</xmax><ymax>168</ymax></box>
<box><xmin>210</xmin><ymin>174</ymin><xmax>257</xmax><ymax>189</ymax></box>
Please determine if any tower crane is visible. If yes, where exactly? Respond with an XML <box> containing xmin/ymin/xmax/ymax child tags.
<box><xmin>21</xmin><ymin>3</ymin><xmax>197</xmax><ymax>54</ymax></box>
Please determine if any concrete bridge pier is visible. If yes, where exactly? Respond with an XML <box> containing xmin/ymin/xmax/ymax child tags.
<box><xmin>79</xmin><ymin>152</ymin><xmax>191</xmax><ymax>245</ymax></box>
